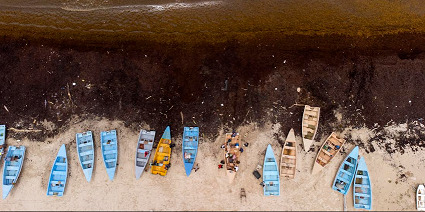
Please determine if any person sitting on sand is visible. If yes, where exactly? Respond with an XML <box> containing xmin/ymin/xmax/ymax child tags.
<box><xmin>218</xmin><ymin>164</ymin><xmax>223</xmax><ymax>169</ymax></box>
<box><xmin>240</xmin><ymin>148</ymin><xmax>244</xmax><ymax>153</ymax></box>
<box><xmin>244</xmin><ymin>143</ymin><xmax>249</xmax><ymax>147</ymax></box>
<box><xmin>193</xmin><ymin>163</ymin><xmax>200</xmax><ymax>172</ymax></box>
<box><xmin>221</xmin><ymin>144</ymin><xmax>225</xmax><ymax>149</ymax></box>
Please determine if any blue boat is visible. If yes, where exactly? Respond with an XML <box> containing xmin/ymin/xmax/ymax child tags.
<box><xmin>100</xmin><ymin>130</ymin><xmax>118</xmax><ymax>181</ymax></box>
<box><xmin>2</xmin><ymin>145</ymin><xmax>25</xmax><ymax>199</ymax></box>
<box><xmin>263</xmin><ymin>144</ymin><xmax>280</xmax><ymax>196</ymax></box>
<box><xmin>0</xmin><ymin>125</ymin><xmax>5</xmax><ymax>159</ymax></box>
<box><xmin>182</xmin><ymin>127</ymin><xmax>199</xmax><ymax>176</ymax></box>
<box><xmin>353</xmin><ymin>157</ymin><xmax>372</xmax><ymax>210</ymax></box>
<box><xmin>332</xmin><ymin>146</ymin><xmax>359</xmax><ymax>195</ymax></box>
<box><xmin>76</xmin><ymin>131</ymin><xmax>94</xmax><ymax>182</ymax></box>
<box><xmin>47</xmin><ymin>144</ymin><xmax>68</xmax><ymax>197</ymax></box>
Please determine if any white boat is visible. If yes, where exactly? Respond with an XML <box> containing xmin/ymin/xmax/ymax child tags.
<box><xmin>418</xmin><ymin>184</ymin><xmax>425</xmax><ymax>211</ymax></box>
<box><xmin>302</xmin><ymin>105</ymin><xmax>320</xmax><ymax>151</ymax></box>
<box><xmin>135</xmin><ymin>129</ymin><xmax>155</xmax><ymax>179</ymax></box>
<box><xmin>280</xmin><ymin>128</ymin><xmax>296</xmax><ymax>179</ymax></box>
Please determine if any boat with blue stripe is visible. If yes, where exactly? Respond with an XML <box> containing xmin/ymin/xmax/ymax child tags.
<box><xmin>353</xmin><ymin>156</ymin><xmax>372</xmax><ymax>210</ymax></box>
<box><xmin>101</xmin><ymin>130</ymin><xmax>118</xmax><ymax>181</ymax></box>
<box><xmin>263</xmin><ymin>144</ymin><xmax>280</xmax><ymax>196</ymax></box>
<box><xmin>135</xmin><ymin>129</ymin><xmax>155</xmax><ymax>179</ymax></box>
<box><xmin>0</xmin><ymin>125</ymin><xmax>5</xmax><ymax>159</ymax></box>
<box><xmin>332</xmin><ymin>146</ymin><xmax>359</xmax><ymax>195</ymax></box>
<box><xmin>182</xmin><ymin>127</ymin><xmax>199</xmax><ymax>176</ymax></box>
<box><xmin>2</xmin><ymin>145</ymin><xmax>26</xmax><ymax>199</ymax></box>
<box><xmin>47</xmin><ymin>144</ymin><xmax>68</xmax><ymax>197</ymax></box>
<box><xmin>76</xmin><ymin>131</ymin><xmax>94</xmax><ymax>182</ymax></box>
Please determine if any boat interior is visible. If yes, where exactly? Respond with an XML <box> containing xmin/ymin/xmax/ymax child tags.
<box><xmin>354</xmin><ymin>170</ymin><xmax>371</xmax><ymax>209</ymax></box>
<box><xmin>224</xmin><ymin>133</ymin><xmax>241</xmax><ymax>172</ymax></box>
<box><xmin>302</xmin><ymin>106</ymin><xmax>319</xmax><ymax>140</ymax></box>
<box><xmin>316</xmin><ymin>133</ymin><xmax>345</xmax><ymax>167</ymax></box>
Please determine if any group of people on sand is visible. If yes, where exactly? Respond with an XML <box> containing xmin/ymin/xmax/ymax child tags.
<box><xmin>219</xmin><ymin>131</ymin><xmax>249</xmax><ymax>170</ymax></box>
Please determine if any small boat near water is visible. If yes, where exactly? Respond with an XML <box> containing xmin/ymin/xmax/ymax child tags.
<box><xmin>76</xmin><ymin>131</ymin><xmax>94</xmax><ymax>182</ymax></box>
<box><xmin>263</xmin><ymin>144</ymin><xmax>280</xmax><ymax>196</ymax></box>
<box><xmin>418</xmin><ymin>185</ymin><xmax>425</xmax><ymax>211</ymax></box>
<box><xmin>224</xmin><ymin>132</ymin><xmax>241</xmax><ymax>183</ymax></box>
<box><xmin>47</xmin><ymin>144</ymin><xmax>68</xmax><ymax>197</ymax></box>
<box><xmin>182</xmin><ymin>127</ymin><xmax>199</xmax><ymax>176</ymax></box>
<box><xmin>332</xmin><ymin>146</ymin><xmax>359</xmax><ymax>195</ymax></box>
<box><xmin>135</xmin><ymin>130</ymin><xmax>155</xmax><ymax>179</ymax></box>
<box><xmin>354</xmin><ymin>157</ymin><xmax>372</xmax><ymax>210</ymax></box>
<box><xmin>302</xmin><ymin>105</ymin><xmax>320</xmax><ymax>151</ymax></box>
<box><xmin>100</xmin><ymin>130</ymin><xmax>118</xmax><ymax>181</ymax></box>
<box><xmin>280</xmin><ymin>128</ymin><xmax>296</xmax><ymax>179</ymax></box>
<box><xmin>0</xmin><ymin>125</ymin><xmax>5</xmax><ymax>159</ymax></box>
<box><xmin>151</xmin><ymin>126</ymin><xmax>172</xmax><ymax>176</ymax></box>
<box><xmin>2</xmin><ymin>145</ymin><xmax>25</xmax><ymax>199</ymax></box>
<box><xmin>312</xmin><ymin>132</ymin><xmax>345</xmax><ymax>174</ymax></box>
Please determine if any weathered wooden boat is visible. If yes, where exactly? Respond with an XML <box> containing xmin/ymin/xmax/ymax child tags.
<box><xmin>76</xmin><ymin>131</ymin><xmax>94</xmax><ymax>182</ymax></box>
<box><xmin>354</xmin><ymin>156</ymin><xmax>372</xmax><ymax>210</ymax></box>
<box><xmin>280</xmin><ymin>128</ymin><xmax>296</xmax><ymax>179</ymax></box>
<box><xmin>2</xmin><ymin>145</ymin><xmax>25</xmax><ymax>199</ymax></box>
<box><xmin>312</xmin><ymin>132</ymin><xmax>345</xmax><ymax>174</ymax></box>
<box><xmin>418</xmin><ymin>185</ymin><xmax>425</xmax><ymax>211</ymax></box>
<box><xmin>151</xmin><ymin>126</ymin><xmax>172</xmax><ymax>176</ymax></box>
<box><xmin>332</xmin><ymin>146</ymin><xmax>359</xmax><ymax>195</ymax></box>
<box><xmin>224</xmin><ymin>132</ymin><xmax>241</xmax><ymax>183</ymax></box>
<box><xmin>182</xmin><ymin>127</ymin><xmax>199</xmax><ymax>176</ymax></box>
<box><xmin>0</xmin><ymin>125</ymin><xmax>5</xmax><ymax>159</ymax></box>
<box><xmin>263</xmin><ymin>144</ymin><xmax>280</xmax><ymax>196</ymax></box>
<box><xmin>47</xmin><ymin>144</ymin><xmax>68</xmax><ymax>197</ymax></box>
<box><xmin>100</xmin><ymin>130</ymin><xmax>118</xmax><ymax>181</ymax></box>
<box><xmin>135</xmin><ymin>129</ymin><xmax>155</xmax><ymax>179</ymax></box>
<box><xmin>302</xmin><ymin>105</ymin><xmax>320</xmax><ymax>151</ymax></box>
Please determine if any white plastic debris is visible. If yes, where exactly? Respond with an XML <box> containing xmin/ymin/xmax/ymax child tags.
<box><xmin>297</xmin><ymin>87</ymin><xmax>301</xmax><ymax>92</ymax></box>
<box><xmin>220</xmin><ymin>104</ymin><xmax>224</xmax><ymax>107</ymax></box>
<box><xmin>72</xmin><ymin>83</ymin><xmax>76</xmax><ymax>86</ymax></box>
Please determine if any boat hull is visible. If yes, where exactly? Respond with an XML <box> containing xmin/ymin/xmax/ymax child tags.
<box><xmin>151</xmin><ymin>126</ymin><xmax>172</xmax><ymax>176</ymax></box>
<box><xmin>0</xmin><ymin>125</ymin><xmax>5</xmax><ymax>159</ymax></box>
<box><xmin>224</xmin><ymin>132</ymin><xmax>241</xmax><ymax>183</ymax></box>
<box><xmin>47</xmin><ymin>144</ymin><xmax>68</xmax><ymax>197</ymax></box>
<box><xmin>263</xmin><ymin>144</ymin><xmax>280</xmax><ymax>196</ymax></box>
<box><xmin>312</xmin><ymin>132</ymin><xmax>345</xmax><ymax>174</ymax></box>
<box><xmin>302</xmin><ymin>105</ymin><xmax>320</xmax><ymax>151</ymax></box>
<box><xmin>182</xmin><ymin>127</ymin><xmax>199</xmax><ymax>176</ymax></box>
<box><xmin>101</xmin><ymin>130</ymin><xmax>118</xmax><ymax>181</ymax></box>
<box><xmin>76</xmin><ymin>131</ymin><xmax>94</xmax><ymax>182</ymax></box>
<box><xmin>280</xmin><ymin>128</ymin><xmax>296</xmax><ymax>179</ymax></box>
<box><xmin>332</xmin><ymin>146</ymin><xmax>359</xmax><ymax>195</ymax></box>
<box><xmin>2</xmin><ymin>145</ymin><xmax>26</xmax><ymax>199</ymax></box>
<box><xmin>354</xmin><ymin>157</ymin><xmax>372</xmax><ymax>210</ymax></box>
<box><xmin>135</xmin><ymin>130</ymin><xmax>155</xmax><ymax>179</ymax></box>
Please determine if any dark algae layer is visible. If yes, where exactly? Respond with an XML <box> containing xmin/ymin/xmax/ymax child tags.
<box><xmin>1</xmin><ymin>0</ymin><xmax>425</xmax><ymax>153</ymax></box>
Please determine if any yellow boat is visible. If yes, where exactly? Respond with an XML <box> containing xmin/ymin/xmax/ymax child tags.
<box><xmin>151</xmin><ymin>126</ymin><xmax>172</xmax><ymax>176</ymax></box>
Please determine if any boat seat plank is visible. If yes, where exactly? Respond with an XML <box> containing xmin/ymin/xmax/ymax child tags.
<box><xmin>6</xmin><ymin>166</ymin><xmax>19</xmax><ymax>171</ymax></box>
<box><xmin>136</xmin><ymin>158</ymin><xmax>146</xmax><ymax>161</ymax></box>
<box><xmin>103</xmin><ymin>150</ymin><xmax>117</xmax><ymax>155</ymax></box>
<box><xmin>52</xmin><ymin>171</ymin><xmax>66</xmax><ymax>175</ymax></box>
<box><xmin>354</xmin><ymin>184</ymin><xmax>370</xmax><ymax>188</ymax></box>
<box><xmin>103</xmin><ymin>142</ymin><xmax>116</xmax><ymax>146</ymax></box>
<box><xmin>82</xmin><ymin>160</ymin><xmax>93</xmax><ymax>165</ymax></box>
<box><xmin>55</xmin><ymin>162</ymin><xmax>66</xmax><ymax>166</ymax></box>
<box><xmin>355</xmin><ymin>193</ymin><xmax>371</xmax><ymax>198</ymax></box>
<box><xmin>78</xmin><ymin>142</ymin><xmax>93</xmax><ymax>148</ymax></box>
<box><xmin>104</xmin><ymin>159</ymin><xmax>116</xmax><ymax>163</ymax></box>
<box><xmin>339</xmin><ymin>169</ymin><xmax>353</xmax><ymax>176</ymax></box>
<box><xmin>282</xmin><ymin>155</ymin><xmax>296</xmax><ymax>159</ymax></box>
<box><xmin>4</xmin><ymin>176</ymin><xmax>16</xmax><ymax>179</ymax></box>
<box><xmin>79</xmin><ymin>151</ymin><xmax>93</xmax><ymax>157</ymax></box>
<box><xmin>343</xmin><ymin>161</ymin><xmax>355</xmax><ymax>167</ymax></box>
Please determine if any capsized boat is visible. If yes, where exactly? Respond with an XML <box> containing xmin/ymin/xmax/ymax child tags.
<box><xmin>135</xmin><ymin>129</ymin><xmax>155</xmax><ymax>179</ymax></box>
<box><xmin>302</xmin><ymin>105</ymin><xmax>320</xmax><ymax>151</ymax></box>
<box><xmin>151</xmin><ymin>126</ymin><xmax>172</xmax><ymax>176</ymax></box>
<box><xmin>100</xmin><ymin>130</ymin><xmax>118</xmax><ymax>181</ymax></box>
<box><xmin>182</xmin><ymin>127</ymin><xmax>199</xmax><ymax>176</ymax></box>
<box><xmin>47</xmin><ymin>144</ymin><xmax>68</xmax><ymax>197</ymax></box>
<box><xmin>2</xmin><ymin>145</ymin><xmax>26</xmax><ymax>199</ymax></box>
<box><xmin>418</xmin><ymin>185</ymin><xmax>425</xmax><ymax>211</ymax></box>
<box><xmin>263</xmin><ymin>144</ymin><xmax>280</xmax><ymax>196</ymax></box>
<box><xmin>76</xmin><ymin>131</ymin><xmax>94</xmax><ymax>182</ymax></box>
<box><xmin>0</xmin><ymin>125</ymin><xmax>5</xmax><ymax>159</ymax></box>
<box><xmin>280</xmin><ymin>128</ymin><xmax>296</xmax><ymax>179</ymax></box>
<box><xmin>354</xmin><ymin>157</ymin><xmax>372</xmax><ymax>210</ymax></box>
<box><xmin>224</xmin><ymin>132</ymin><xmax>241</xmax><ymax>183</ymax></box>
<box><xmin>312</xmin><ymin>132</ymin><xmax>345</xmax><ymax>174</ymax></box>
<box><xmin>332</xmin><ymin>146</ymin><xmax>359</xmax><ymax>195</ymax></box>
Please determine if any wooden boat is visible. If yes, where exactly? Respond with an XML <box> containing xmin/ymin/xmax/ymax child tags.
<box><xmin>135</xmin><ymin>129</ymin><xmax>155</xmax><ymax>179</ymax></box>
<box><xmin>302</xmin><ymin>105</ymin><xmax>320</xmax><ymax>151</ymax></box>
<box><xmin>312</xmin><ymin>132</ymin><xmax>345</xmax><ymax>174</ymax></box>
<box><xmin>47</xmin><ymin>144</ymin><xmax>68</xmax><ymax>197</ymax></box>
<box><xmin>151</xmin><ymin>126</ymin><xmax>172</xmax><ymax>176</ymax></box>
<box><xmin>354</xmin><ymin>157</ymin><xmax>372</xmax><ymax>210</ymax></box>
<box><xmin>76</xmin><ymin>131</ymin><xmax>94</xmax><ymax>182</ymax></box>
<box><xmin>418</xmin><ymin>185</ymin><xmax>425</xmax><ymax>211</ymax></box>
<box><xmin>280</xmin><ymin>128</ymin><xmax>296</xmax><ymax>179</ymax></box>
<box><xmin>224</xmin><ymin>132</ymin><xmax>241</xmax><ymax>183</ymax></box>
<box><xmin>182</xmin><ymin>127</ymin><xmax>199</xmax><ymax>176</ymax></box>
<box><xmin>332</xmin><ymin>146</ymin><xmax>359</xmax><ymax>195</ymax></box>
<box><xmin>0</xmin><ymin>125</ymin><xmax>5</xmax><ymax>159</ymax></box>
<box><xmin>100</xmin><ymin>130</ymin><xmax>118</xmax><ymax>181</ymax></box>
<box><xmin>2</xmin><ymin>145</ymin><xmax>25</xmax><ymax>199</ymax></box>
<box><xmin>263</xmin><ymin>144</ymin><xmax>280</xmax><ymax>196</ymax></box>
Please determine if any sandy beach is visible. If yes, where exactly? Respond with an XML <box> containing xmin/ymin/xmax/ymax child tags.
<box><xmin>1</xmin><ymin>117</ymin><xmax>423</xmax><ymax>211</ymax></box>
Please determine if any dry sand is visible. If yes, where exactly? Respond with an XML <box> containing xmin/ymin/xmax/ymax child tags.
<box><xmin>1</xmin><ymin>117</ymin><xmax>424</xmax><ymax>211</ymax></box>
